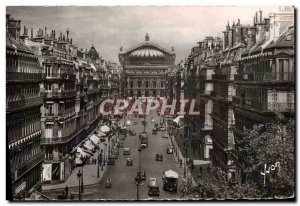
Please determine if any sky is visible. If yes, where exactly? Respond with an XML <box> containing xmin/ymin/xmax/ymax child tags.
<box><xmin>6</xmin><ymin>6</ymin><xmax>280</xmax><ymax>64</ymax></box>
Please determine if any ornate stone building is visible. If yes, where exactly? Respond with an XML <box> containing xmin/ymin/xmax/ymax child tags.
<box><xmin>119</xmin><ymin>34</ymin><xmax>175</xmax><ymax>98</ymax></box>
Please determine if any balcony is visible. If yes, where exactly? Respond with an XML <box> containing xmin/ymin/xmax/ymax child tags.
<box><xmin>235</xmin><ymin>72</ymin><xmax>294</xmax><ymax>83</ymax></box>
<box><xmin>41</xmin><ymin>125</ymin><xmax>85</xmax><ymax>145</ymax></box>
<box><xmin>42</xmin><ymin>73</ymin><xmax>76</xmax><ymax>80</ymax></box>
<box><xmin>233</xmin><ymin>97</ymin><xmax>294</xmax><ymax>113</ymax></box>
<box><xmin>13</xmin><ymin>152</ymin><xmax>44</xmax><ymax>181</ymax></box>
<box><xmin>7</xmin><ymin>96</ymin><xmax>43</xmax><ymax>112</ymax></box>
<box><xmin>7</xmin><ymin>72</ymin><xmax>43</xmax><ymax>82</ymax></box>
<box><xmin>212</xmin><ymin>74</ymin><xmax>229</xmax><ymax>81</ymax></box>
<box><xmin>41</xmin><ymin>89</ymin><xmax>77</xmax><ymax>99</ymax></box>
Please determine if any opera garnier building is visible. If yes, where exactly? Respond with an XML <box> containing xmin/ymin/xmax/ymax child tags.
<box><xmin>119</xmin><ymin>33</ymin><xmax>175</xmax><ymax>98</ymax></box>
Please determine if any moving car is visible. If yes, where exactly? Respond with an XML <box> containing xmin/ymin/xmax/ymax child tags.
<box><xmin>128</xmin><ymin>130</ymin><xmax>136</xmax><ymax>136</ymax></box>
<box><xmin>139</xmin><ymin>131</ymin><xmax>148</xmax><ymax>139</ymax></box>
<box><xmin>155</xmin><ymin>154</ymin><xmax>163</xmax><ymax>161</ymax></box>
<box><xmin>110</xmin><ymin>153</ymin><xmax>118</xmax><ymax>159</ymax></box>
<box><xmin>152</xmin><ymin>129</ymin><xmax>157</xmax><ymax>135</ymax></box>
<box><xmin>141</xmin><ymin>143</ymin><xmax>147</xmax><ymax>148</ymax></box>
<box><xmin>123</xmin><ymin>148</ymin><xmax>131</xmax><ymax>155</ymax></box>
<box><xmin>162</xmin><ymin>170</ymin><xmax>178</xmax><ymax>191</ymax></box>
<box><xmin>126</xmin><ymin>157</ymin><xmax>133</xmax><ymax>166</ymax></box>
<box><xmin>105</xmin><ymin>178</ymin><xmax>112</xmax><ymax>188</ymax></box>
<box><xmin>166</xmin><ymin>147</ymin><xmax>174</xmax><ymax>154</ymax></box>
<box><xmin>148</xmin><ymin>178</ymin><xmax>160</xmax><ymax>196</ymax></box>
<box><xmin>162</xmin><ymin>133</ymin><xmax>169</xmax><ymax>138</ymax></box>
<box><xmin>135</xmin><ymin>171</ymin><xmax>146</xmax><ymax>181</ymax></box>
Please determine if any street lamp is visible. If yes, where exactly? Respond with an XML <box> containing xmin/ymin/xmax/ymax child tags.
<box><xmin>136</xmin><ymin>147</ymin><xmax>143</xmax><ymax>200</ymax></box>
<box><xmin>77</xmin><ymin>170</ymin><xmax>82</xmax><ymax>200</ymax></box>
<box><xmin>183</xmin><ymin>139</ymin><xmax>188</xmax><ymax>178</ymax></box>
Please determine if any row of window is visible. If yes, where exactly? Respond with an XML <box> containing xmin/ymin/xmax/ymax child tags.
<box><xmin>6</xmin><ymin>58</ymin><xmax>39</xmax><ymax>73</ymax></box>
<box><xmin>7</xmin><ymin>86</ymin><xmax>40</xmax><ymax>102</ymax></box>
<box><xmin>7</xmin><ymin>117</ymin><xmax>41</xmax><ymax>143</ymax></box>
<box><xmin>10</xmin><ymin>137</ymin><xmax>41</xmax><ymax>171</ymax></box>
<box><xmin>129</xmin><ymin>81</ymin><xmax>164</xmax><ymax>88</ymax></box>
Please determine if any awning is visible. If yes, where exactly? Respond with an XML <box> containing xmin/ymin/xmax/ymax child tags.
<box><xmin>173</xmin><ymin>116</ymin><xmax>184</xmax><ymax>125</ymax></box>
<box><xmin>84</xmin><ymin>140</ymin><xmax>95</xmax><ymax>150</ymax></box>
<box><xmin>99</xmin><ymin>125</ymin><xmax>110</xmax><ymax>133</ymax></box>
<box><xmin>76</xmin><ymin>147</ymin><xmax>91</xmax><ymax>158</ymax></box>
<box><xmin>97</xmin><ymin>131</ymin><xmax>107</xmax><ymax>137</ymax></box>
<box><xmin>164</xmin><ymin>170</ymin><xmax>179</xmax><ymax>178</ymax></box>
<box><xmin>75</xmin><ymin>157</ymin><xmax>83</xmax><ymax>165</ymax></box>
<box><xmin>90</xmin><ymin>134</ymin><xmax>100</xmax><ymax>144</ymax></box>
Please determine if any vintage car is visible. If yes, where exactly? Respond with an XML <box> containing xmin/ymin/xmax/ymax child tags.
<box><xmin>110</xmin><ymin>153</ymin><xmax>118</xmax><ymax>159</ymax></box>
<box><xmin>162</xmin><ymin>133</ymin><xmax>169</xmax><ymax>138</ymax></box>
<box><xmin>139</xmin><ymin>131</ymin><xmax>148</xmax><ymax>139</ymax></box>
<box><xmin>135</xmin><ymin>171</ymin><xmax>146</xmax><ymax>181</ymax></box>
<box><xmin>157</xmin><ymin>126</ymin><xmax>166</xmax><ymax>131</ymax></box>
<box><xmin>152</xmin><ymin>129</ymin><xmax>157</xmax><ymax>135</ymax></box>
<box><xmin>141</xmin><ymin>143</ymin><xmax>148</xmax><ymax>148</ymax></box>
<box><xmin>166</xmin><ymin>147</ymin><xmax>174</xmax><ymax>154</ymax></box>
<box><xmin>123</xmin><ymin>148</ymin><xmax>131</xmax><ymax>155</ymax></box>
<box><xmin>155</xmin><ymin>154</ymin><xmax>163</xmax><ymax>161</ymax></box>
<box><xmin>105</xmin><ymin>178</ymin><xmax>112</xmax><ymax>188</ymax></box>
<box><xmin>148</xmin><ymin>178</ymin><xmax>160</xmax><ymax>196</ymax></box>
<box><xmin>107</xmin><ymin>158</ymin><xmax>115</xmax><ymax>165</ymax></box>
<box><xmin>126</xmin><ymin>157</ymin><xmax>133</xmax><ymax>166</ymax></box>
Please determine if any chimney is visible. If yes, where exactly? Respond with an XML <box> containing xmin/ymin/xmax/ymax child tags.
<box><xmin>31</xmin><ymin>28</ymin><xmax>33</xmax><ymax>39</ymax></box>
<box><xmin>70</xmin><ymin>38</ymin><xmax>72</xmax><ymax>44</ymax></box>
<box><xmin>63</xmin><ymin>35</ymin><xmax>65</xmax><ymax>41</ymax></box>
<box><xmin>246</xmin><ymin>27</ymin><xmax>256</xmax><ymax>49</ymax></box>
<box><xmin>7</xmin><ymin>17</ymin><xmax>21</xmax><ymax>41</ymax></box>
<box><xmin>66</xmin><ymin>29</ymin><xmax>69</xmax><ymax>41</ymax></box>
<box><xmin>256</xmin><ymin>11</ymin><xmax>258</xmax><ymax>24</ymax></box>
<box><xmin>60</xmin><ymin>32</ymin><xmax>62</xmax><ymax>40</ymax></box>
<box><xmin>45</xmin><ymin>26</ymin><xmax>47</xmax><ymax>38</ymax></box>
<box><xmin>259</xmin><ymin>10</ymin><xmax>263</xmax><ymax>23</ymax></box>
<box><xmin>53</xmin><ymin>30</ymin><xmax>56</xmax><ymax>39</ymax></box>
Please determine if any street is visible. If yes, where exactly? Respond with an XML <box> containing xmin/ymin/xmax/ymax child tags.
<box><xmin>42</xmin><ymin>113</ymin><xmax>183</xmax><ymax>200</ymax></box>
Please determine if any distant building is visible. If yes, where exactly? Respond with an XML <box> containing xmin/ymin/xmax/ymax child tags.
<box><xmin>119</xmin><ymin>33</ymin><xmax>176</xmax><ymax>98</ymax></box>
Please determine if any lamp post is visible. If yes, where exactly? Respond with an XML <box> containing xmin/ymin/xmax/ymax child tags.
<box><xmin>138</xmin><ymin>147</ymin><xmax>142</xmax><ymax>173</ymax></box>
<box><xmin>77</xmin><ymin>170</ymin><xmax>82</xmax><ymax>200</ymax></box>
<box><xmin>136</xmin><ymin>147</ymin><xmax>143</xmax><ymax>200</ymax></box>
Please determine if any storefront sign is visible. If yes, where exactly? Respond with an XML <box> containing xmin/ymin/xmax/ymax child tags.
<box><xmin>60</xmin><ymin>162</ymin><xmax>65</xmax><ymax>181</ymax></box>
<box><xmin>15</xmin><ymin>181</ymin><xmax>26</xmax><ymax>194</ymax></box>
<box><xmin>42</xmin><ymin>163</ymin><xmax>52</xmax><ymax>181</ymax></box>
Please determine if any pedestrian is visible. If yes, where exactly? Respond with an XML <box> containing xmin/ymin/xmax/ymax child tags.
<box><xmin>180</xmin><ymin>159</ymin><xmax>182</xmax><ymax>167</ymax></box>
<box><xmin>65</xmin><ymin>185</ymin><xmax>69</xmax><ymax>198</ymax></box>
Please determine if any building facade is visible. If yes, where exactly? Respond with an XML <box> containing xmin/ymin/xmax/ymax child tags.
<box><xmin>119</xmin><ymin>34</ymin><xmax>175</xmax><ymax>98</ymax></box>
<box><xmin>6</xmin><ymin>15</ymin><xmax>44</xmax><ymax>199</ymax></box>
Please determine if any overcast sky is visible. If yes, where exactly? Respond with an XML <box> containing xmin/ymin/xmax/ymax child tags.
<box><xmin>7</xmin><ymin>6</ymin><xmax>280</xmax><ymax>64</ymax></box>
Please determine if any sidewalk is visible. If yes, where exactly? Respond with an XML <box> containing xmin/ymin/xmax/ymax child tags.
<box><xmin>42</xmin><ymin>141</ymin><xmax>108</xmax><ymax>191</ymax></box>
<box><xmin>168</xmin><ymin>135</ymin><xmax>210</xmax><ymax>186</ymax></box>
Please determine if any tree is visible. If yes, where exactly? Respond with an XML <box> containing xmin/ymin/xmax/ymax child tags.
<box><xmin>185</xmin><ymin>166</ymin><xmax>262</xmax><ymax>199</ymax></box>
<box><xmin>183</xmin><ymin>114</ymin><xmax>295</xmax><ymax>199</ymax></box>
<box><xmin>235</xmin><ymin>114</ymin><xmax>295</xmax><ymax>198</ymax></box>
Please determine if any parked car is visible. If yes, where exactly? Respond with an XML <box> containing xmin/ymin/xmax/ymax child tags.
<box><xmin>157</xmin><ymin>126</ymin><xmax>166</xmax><ymax>131</ymax></box>
<box><xmin>155</xmin><ymin>154</ymin><xmax>163</xmax><ymax>161</ymax></box>
<box><xmin>123</xmin><ymin>148</ymin><xmax>131</xmax><ymax>155</ymax></box>
<box><xmin>111</xmin><ymin>153</ymin><xmax>118</xmax><ymax>159</ymax></box>
<box><xmin>107</xmin><ymin>158</ymin><xmax>115</xmax><ymax>165</ymax></box>
<box><xmin>166</xmin><ymin>147</ymin><xmax>174</xmax><ymax>154</ymax></box>
<box><xmin>126</xmin><ymin>157</ymin><xmax>133</xmax><ymax>166</ymax></box>
<box><xmin>152</xmin><ymin>129</ymin><xmax>157</xmax><ymax>135</ymax></box>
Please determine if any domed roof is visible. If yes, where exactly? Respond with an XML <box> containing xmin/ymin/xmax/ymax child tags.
<box><xmin>130</xmin><ymin>48</ymin><xmax>164</xmax><ymax>58</ymax></box>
